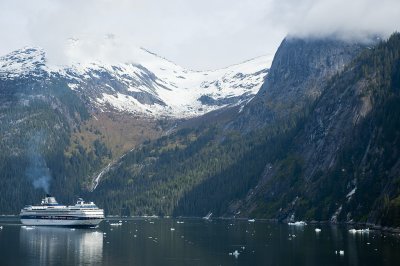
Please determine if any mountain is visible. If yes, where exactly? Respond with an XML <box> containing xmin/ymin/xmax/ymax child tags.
<box><xmin>238</xmin><ymin>34</ymin><xmax>400</xmax><ymax>226</ymax></box>
<box><xmin>88</xmin><ymin>33</ymin><xmax>400</xmax><ymax>228</ymax></box>
<box><xmin>1</xmin><ymin>34</ymin><xmax>399</xmax><ymax>227</ymax></box>
<box><xmin>88</xmin><ymin>36</ymin><xmax>365</xmax><ymax>215</ymax></box>
<box><xmin>0</xmin><ymin>45</ymin><xmax>272</xmax><ymax>213</ymax></box>
<box><xmin>0</xmin><ymin>46</ymin><xmax>273</xmax><ymax>118</ymax></box>
<box><xmin>231</xmin><ymin>37</ymin><xmax>365</xmax><ymax>131</ymax></box>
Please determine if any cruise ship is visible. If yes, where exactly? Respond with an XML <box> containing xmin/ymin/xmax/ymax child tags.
<box><xmin>20</xmin><ymin>195</ymin><xmax>104</xmax><ymax>227</ymax></box>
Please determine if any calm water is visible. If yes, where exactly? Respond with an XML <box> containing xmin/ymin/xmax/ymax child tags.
<box><xmin>0</xmin><ymin>217</ymin><xmax>399</xmax><ymax>266</ymax></box>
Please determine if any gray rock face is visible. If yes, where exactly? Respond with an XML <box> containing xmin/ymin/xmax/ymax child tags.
<box><xmin>234</xmin><ymin>38</ymin><xmax>364</xmax><ymax>131</ymax></box>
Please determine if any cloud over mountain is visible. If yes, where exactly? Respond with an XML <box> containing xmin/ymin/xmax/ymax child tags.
<box><xmin>0</xmin><ymin>0</ymin><xmax>399</xmax><ymax>69</ymax></box>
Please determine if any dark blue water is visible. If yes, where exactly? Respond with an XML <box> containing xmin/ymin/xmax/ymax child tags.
<box><xmin>0</xmin><ymin>217</ymin><xmax>399</xmax><ymax>265</ymax></box>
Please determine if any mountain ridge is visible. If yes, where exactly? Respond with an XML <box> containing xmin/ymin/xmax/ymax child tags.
<box><xmin>0</xmin><ymin>46</ymin><xmax>273</xmax><ymax>118</ymax></box>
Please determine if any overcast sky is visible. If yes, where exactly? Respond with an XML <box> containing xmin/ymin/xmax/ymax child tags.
<box><xmin>0</xmin><ymin>0</ymin><xmax>399</xmax><ymax>70</ymax></box>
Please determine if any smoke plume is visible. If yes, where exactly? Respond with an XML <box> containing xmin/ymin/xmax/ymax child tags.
<box><xmin>26</xmin><ymin>132</ymin><xmax>51</xmax><ymax>193</ymax></box>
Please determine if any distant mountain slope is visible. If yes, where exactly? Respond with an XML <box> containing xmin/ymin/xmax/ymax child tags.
<box><xmin>0</xmin><ymin>46</ymin><xmax>272</xmax><ymax>118</ymax></box>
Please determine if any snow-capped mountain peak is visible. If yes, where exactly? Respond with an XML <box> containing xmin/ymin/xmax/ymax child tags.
<box><xmin>0</xmin><ymin>46</ymin><xmax>273</xmax><ymax>118</ymax></box>
<box><xmin>0</xmin><ymin>47</ymin><xmax>46</xmax><ymax>78</ymax></box>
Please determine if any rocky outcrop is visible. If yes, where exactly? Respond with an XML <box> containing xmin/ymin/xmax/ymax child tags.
<box><xmin>233</xmin><ymin>37</ymin><xmax>364</xmax><ymax>131</ymax></box>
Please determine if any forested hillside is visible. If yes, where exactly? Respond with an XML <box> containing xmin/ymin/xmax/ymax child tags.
<box><xmin>243</xmin><ymin>33</ymin><xmax>400</xmax><ymax>226</ymax></box>
<box><xmin>91</xmin><ymin>34</ymin><xmax>400</xmax><ymax>227</ymax></box>
<box><xmin>0</xmin><ymin>76</ymin><xmax>110</xmax><ymax>211</ymax></box>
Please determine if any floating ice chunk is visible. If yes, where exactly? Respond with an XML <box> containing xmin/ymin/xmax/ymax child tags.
<box><xmin>229</xmin><ymin>250</ymin><xmax>240</xmax><ymax>258</ymax></box>
<box><xmin>348</xmin><ymin>229</ymin><xmax>357</xmax><ymax>234</ymax></box>
<box><xmin>110</xmin><ymin>222</ymin><xmax>122</xmax><ymax>226</ymax></box>
<box><xmin>315</xmin><ymin>228</ymin><xmax>322</xmax><ymax>233</ymax></box>
<box><xmin>335</xmin><ymin>250</ymin><xmax>345</xmax><ymax>255</ymax></box>
<box><xmin>248</xmin><ymin>219</ymin><xmax>255</xmax><ymax>222</ymax></box>
<box><xmin>203</xmin><ymin>212</ymin><xmax>212</xmax><ymax>220</ymax></box>
<box><xmin>288</xmin><ymin>221</ymin><xmax>307</xmax><ymax>226</ymax></box>
<box><xmin>348</xmin><ymin>228</ymin><xmax>369</xmax><ymax>234</ymax></box>
<box><xmin>22</xmin><ymin>226</ymin><xmax>35</xmax><ymax>230</ymax></box>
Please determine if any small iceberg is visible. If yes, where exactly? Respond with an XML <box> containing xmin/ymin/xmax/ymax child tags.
<box><xmin>203</xmin><ymin>212</ymin><xmax>212</xmax><ymax>220</ymax></box>
<box><xmin>348</xmin><ymin>228</ymin><xmax>369</xmax><ymax>234</ymax></box>
<box><xmin>21</xmin><ymin>226</ymin><xmax>35</xmax><ymax>230</ymax></box>
<box><xmin>334</xmin><ymin>250</ymin><xmax>344</xmax><ymax>255</ymax></box>
<box><xmin>229</xmin><ymin>250</ymin><xmax>240</xmax><ymax>258</ymax></box>
<box><xmin>288</xmin><ymin>221</ymin><xmax>307</xmax><ymax>226</ymax></box>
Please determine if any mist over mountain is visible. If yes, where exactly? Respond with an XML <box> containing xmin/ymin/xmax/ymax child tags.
<box><xmin>2</xmin><ymin>0</ymin><xmax>399</xmax><ymax>70</ymax></box>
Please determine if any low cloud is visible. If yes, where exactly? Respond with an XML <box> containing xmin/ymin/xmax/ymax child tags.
<box><xmin>271</xmin><ymin>0</ymin><xmax>400</xmax><ymax>41</ymax></box>
<box><xmin>0</xmin><ymin>0</ymin><xmax>399</xmax><ymax>69</ymax></box>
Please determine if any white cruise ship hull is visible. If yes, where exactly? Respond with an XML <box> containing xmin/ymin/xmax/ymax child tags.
<box><xmin>20</xmin><ymin>218</ymin><xmax>103</xmax><ymax>226</ymax></box>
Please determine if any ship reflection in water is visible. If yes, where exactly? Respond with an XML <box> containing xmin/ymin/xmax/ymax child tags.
<box><xmin>20</xmin><ymin>226</ymin><xmax>103</xmax><ymax>265</ymax></box>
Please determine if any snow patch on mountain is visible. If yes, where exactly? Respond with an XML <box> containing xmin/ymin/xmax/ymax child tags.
<box><xmin>0</xmin><ymin>46</ymin><xmax>273</xmax><ymax>118</ymax></box>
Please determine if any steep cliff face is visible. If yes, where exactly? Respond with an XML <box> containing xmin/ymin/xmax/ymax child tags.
<box><xmin>239</xmin><ymin>34</ymin><xmax>400</xmax><ymax>226</ymax></box>
<box><xmin>233</xmin><ymin>38</ymin><xmax>364</xmax><ymax>130</ymax></box>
